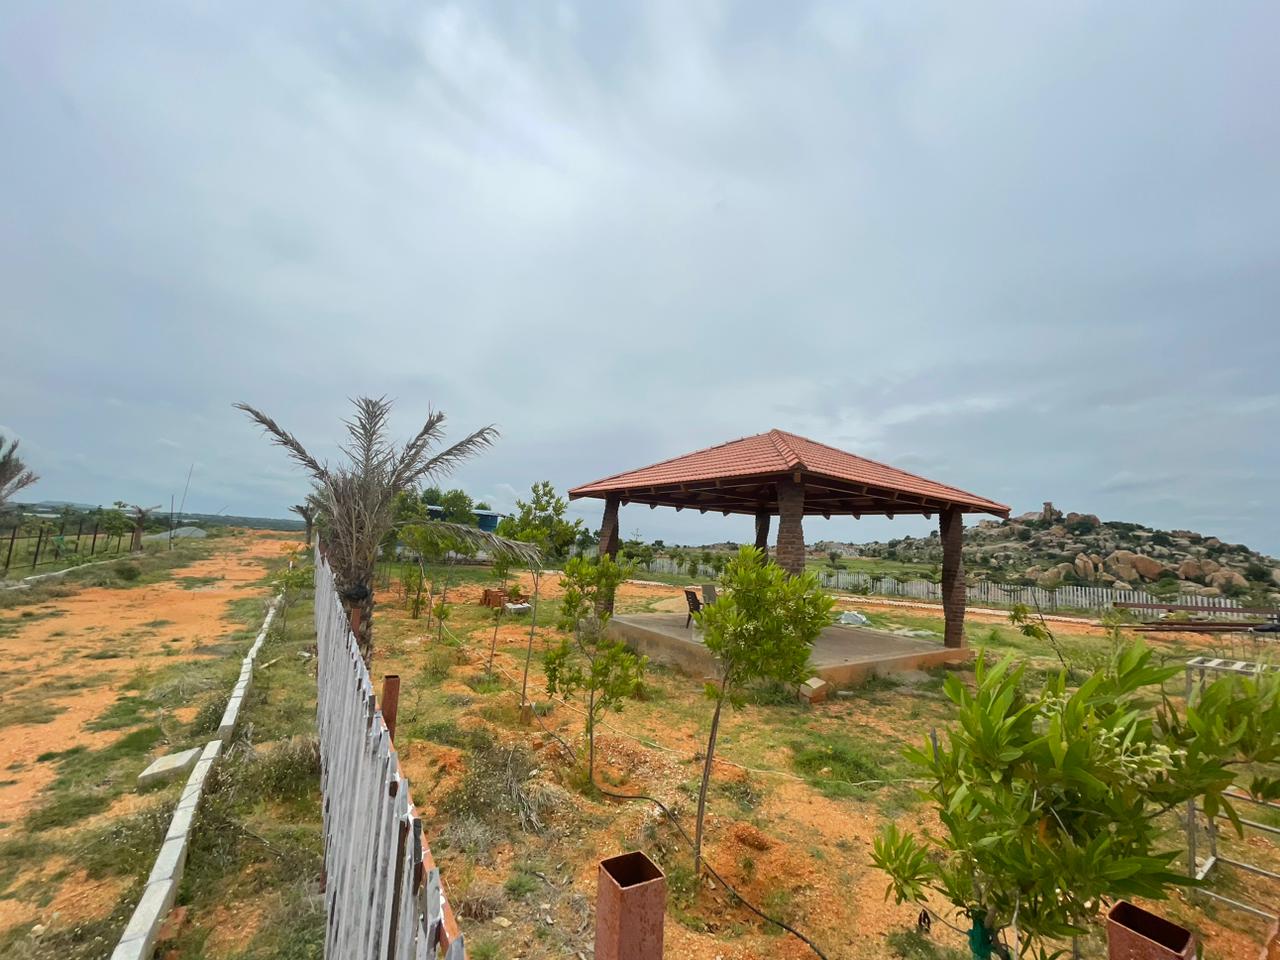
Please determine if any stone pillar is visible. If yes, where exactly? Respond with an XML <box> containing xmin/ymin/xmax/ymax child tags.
<box><xmin>774</xmin><ymin>478</ymin><xmax>806</xmax><ymax>576</ymax></box>
<box><xmin>754</xmin><ymin>511</ymin><xmax>770</xmax><ymax>559</ymax></box>
<box><xmin>940</xmin><ymin>506</ymin><xmax>965</xmax><ymax>649</ymax></box>
<box><xmin>599</xmin><ymin>495</ymin><xmax>621</xmax><ymax>560</ymax></box>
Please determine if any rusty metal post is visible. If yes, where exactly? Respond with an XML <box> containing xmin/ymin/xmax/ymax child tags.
<box><xmin>595</xmin><ymin>851</ymin><xmax>665</xmax><ymax>960</ymax></box>
<box><xmin>381</xmin><ymin>675</ymin><xmax>401</xmax><ymax>741</ymax></box>
<box><xmin>31</xmin><ymin>528</ymin><xmax>43</xmax><ymax>570</ymax></box>
<box><xmin>1264</xmin><ymin>918</ymin><xmax>1280</xmax><ymax>960</ymax></box>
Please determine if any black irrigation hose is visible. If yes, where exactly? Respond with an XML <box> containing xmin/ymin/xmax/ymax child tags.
<box><xmin>441</xmin><ymin>620</ymin><xmax>829</xmax><ymax>957</ymax></box>
<box><xmin>590</xmin><ymin>779</ymin><xmax>831</xmax><ymax>960</ymax></box>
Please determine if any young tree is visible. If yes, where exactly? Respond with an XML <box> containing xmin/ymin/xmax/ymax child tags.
<box><xmin>0</xmin><ymin>437</ymin><xmax>38</xmax><ymax>507</ymax></box>
<box><xmin>99</xmin><ymin>505</ymin><xmax>131</xmax><ymax>546</ymax></box>
<box><xmin>437</xmin><ymin>488</ymin><xmax>476</xmax><ymax>525</ymax></box>
<box><xmin>497</xmin><ymin>481</ymin><xmax>583</xmax><ymax>559</ymax></box>
<box><xmin>692</xmin><ymin>547</ymin><xmax>833</xmax><ymax>871</ymax></box>
<box><xmin>872</xmin><ymin>642</ymin><xmax>1280</xmax><ymax>958</ymax></box>
<box><xmin>487</xmin><ymin>553</ymin><xmax>513</xmax><ymax>675</ymax></box>
<box><xmin>237</xmin><ymin>397</ymin><xmax>538</xmax><ymax>661</ymax></box>
<box><xmin>544</xmin><ymin>554</ymin><xmax>646</xmax><ymax>778</ymax></box>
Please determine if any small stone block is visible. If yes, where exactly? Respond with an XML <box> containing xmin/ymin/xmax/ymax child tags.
<box><xmin>219</xmin><ymin>696</ymin><xmax>242</xmax><ymax>727</ymax></box>
<box><xmin>119</xmin><ymin>879</ymin><xmax>176</xmax><ymax>947</ymax></box>
<box><xmin>504</xmin><ymin>602</ymin><xmax>532</xmax><ymax>614</ymax></box>
<box><xmin>148</xmin><ymin>835</ymin><xmax>188</xmax><ymax>884</ymax></box>
<box><xmin>166</xmin><ymin>804</ymin><xmax>196</xmax><ymax>842</ymax></box>
<box><xmin>137</xmin><ymin>747</ymin><xmax>202</xmax><ymax>790</ymax></box>
<box><xmin>798</xmin><ymin>677</ymin><xmax>830</xmax><ymax>705</ymax></box>
<box><xmin>111</xmin><ymin>937</ymin><xmax>150</xmax><ymax>960</ymax></box>
<box><xmin>186</xmin><ymin>757</ymin><xmax>215</xmax><ymax>790</ymax></box>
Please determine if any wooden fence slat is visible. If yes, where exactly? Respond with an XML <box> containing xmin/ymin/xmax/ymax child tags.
<box><xmin>314</xmin><ymin>547</ymin><xmax>464</xmax><ymax>960</ymax></box>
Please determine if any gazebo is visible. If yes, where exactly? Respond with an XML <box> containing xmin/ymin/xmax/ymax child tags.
<box><xmin>569</xmin><ymin>429</ymin><xmax>1009</xmax><ymax>649</ymax></box>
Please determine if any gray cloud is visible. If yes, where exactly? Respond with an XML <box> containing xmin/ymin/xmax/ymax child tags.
<box><xmin>2</xmin><ymin>1</ymin><xmax>1277</xmax><ymax>553</ymax></box>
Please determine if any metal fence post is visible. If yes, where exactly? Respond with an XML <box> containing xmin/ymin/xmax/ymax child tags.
<box><xmin>3</xmin><ymin>524</ymin><xmax>16</xmax><ymax>575</ymax></box>
<box><xmin>31</xmin><ymin>528</ymin><xmax>43</xmax><ymax>570</ymax></box>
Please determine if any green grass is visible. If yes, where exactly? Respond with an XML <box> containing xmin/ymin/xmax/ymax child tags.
<box><xmin>159</xmin><ymin>588</ymin><xmax>325</xmax><ymax>957</ymax></box>
<box><xmin>887</xmin><ymin>928</ymin><xmax>970</xmax><ymax>960</ymax></box>
<box><xmin>176</xmin><ymin>575</ymin><xmax>222</xmax><ymax>590</ymax></box>
<box><xmin>504</xmin><ymin>863</ymin><xmax>540</xmax><ymax>898</ymax></box>
<box><xmin>23</xmin><ymin>791</ymin><xmax>113</xmax><ymax>831</ymax></box>
<box><xmin>790</xmin><ymin>734</ymin><xmax>889</xmax><ymax>798</ymax></box>
<box><xmin>0</xmin><ymin>539</ymin><xmax>307</xmax><ymax>958</ymax></box>
<box><xmin>86</xmin><ymin>694</ymin><xmax>156</xmax><ymax>731</ymax></box>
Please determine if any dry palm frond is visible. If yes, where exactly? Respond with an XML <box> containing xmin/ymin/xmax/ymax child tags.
<box><xmin>0</xmin><ymin>438</ymin><xmax>38</xmax><ymax>507</ymax></box>
<box><xmin>400</xmin><ymin>520</ymin><xmax>541</xmax><ymax>568</ymax></box>
<box><xmin>233</xmin><ymin>403</ymin><xmax>328</xmax><ymax>479</ymax></box>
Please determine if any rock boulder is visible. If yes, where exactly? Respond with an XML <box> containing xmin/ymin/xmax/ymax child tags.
<box><xmin>1129</xmin><ymin>554</ymin><xmax>1169</xmax><ymax>582</ymax></box>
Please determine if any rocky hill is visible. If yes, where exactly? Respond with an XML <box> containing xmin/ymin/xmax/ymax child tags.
<box><xmin>843</xmin><ymin>502</ymin><xmax>1280</xmax><ymax>603</ymax></box>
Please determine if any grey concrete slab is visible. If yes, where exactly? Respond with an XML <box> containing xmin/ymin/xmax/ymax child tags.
<box><xmin>609</xmin><ymin>613</ymin><xmax>970</xmax><ymax>685</ymax></box>
<box><xmin>137</xmin><ymin>747</ymin><xmax>201</xmax><ymax>790</ymax></box>
<box><xmin>166</xmin><ymin>804</ymin><xmax>196</xmax><ymax>842</ymax></box>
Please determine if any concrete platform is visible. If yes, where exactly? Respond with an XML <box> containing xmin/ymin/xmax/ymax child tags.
<box><xmin>608</xmin><ymin>613</ymin><xmax>969</xmax><ymax>685</ymax></box>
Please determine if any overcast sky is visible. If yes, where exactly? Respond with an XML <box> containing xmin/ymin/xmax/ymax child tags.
<box><xmin>2</xmin><ymin>2</ymin><xmax>1277</xmax><ymax>553</ymax></box>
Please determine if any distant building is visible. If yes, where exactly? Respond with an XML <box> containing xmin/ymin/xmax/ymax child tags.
<box><xmin>423</xmin><ymin>505</ymin><xmax>505</xmax><ymax>533</ymax></box>
<box><xmin>474</xmin><ymin>509</ymin><xmax>503</xmax><ymax>533</ymax></box>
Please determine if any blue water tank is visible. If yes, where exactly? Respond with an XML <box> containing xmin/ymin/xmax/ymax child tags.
<box><xmin>473</xmin><ymin>509</ymin><xmax>502</xmax><ymax>533</ymax></box>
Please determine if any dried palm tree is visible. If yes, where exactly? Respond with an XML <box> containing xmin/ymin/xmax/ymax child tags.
<box><xmin>236</xmin><ymin>397</ymin><xmax>539</xmax><ymax>661</ymax></box>
<box><xmin>290</xmin><ymin>500</ymin><xmax>318</xmax><ymax>546</ymax></box>
<box><xmin>128</xmin><ymin>504</ymin><xmax>162</xmax><ymax>552</ymax></box>
<box><xmin>0</xmin><ymin>438</ymin><xmax>38</xmax><ymax>507</ymax></box>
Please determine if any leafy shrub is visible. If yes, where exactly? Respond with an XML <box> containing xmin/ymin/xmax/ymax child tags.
<box><xmin>454</xmin><ymin>883</ymin><xmax>506</xmax><ymax>919</ymax></box>
<box><xmin>441</xmin><ymin>740</ymin><xmax>558</xmax><ymax>834</ymax></box>
<box><xmin>235</xmin><ymin>736</ymin><xmax>320</xmax><ymax>802</ymax></box>
<box><xmin>114</xmin><ymin>562</ymin><xmax>141</xmax><ymax>581</ymax></box>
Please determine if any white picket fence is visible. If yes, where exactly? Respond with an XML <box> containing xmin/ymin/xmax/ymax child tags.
<box><xmin>633</xmin><ymin>555</ymin><xmax>1254</xmax><ymax>617</ymax></box>
<box><xmin>315</xmin><ymin>547</ymin><xmax>466</xmax><ymax>959</ymax></box>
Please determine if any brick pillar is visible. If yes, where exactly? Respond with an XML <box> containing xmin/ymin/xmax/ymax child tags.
<box><xmin>598</xmin><ymin>495</ymin><xmax>622</xmax><ymax>616</ymax></box>
<box><xmin>940</xmin><ymin>507</ymin><xmax>965</xmax><ymax>649</ymax></box>
<box><xmin>599</xmin><ymin>495</ymin><xmax>621</xmax><ymax>560</ymax></box>
<box><xmin>754</xmin><ymin>511</ymin><xmax>770</xmax><ymax>559</ymax></box>
<box><xmin>774</xmin><ymin>478</ymin><xmax>806</xmax><ymax>576</ymax></box>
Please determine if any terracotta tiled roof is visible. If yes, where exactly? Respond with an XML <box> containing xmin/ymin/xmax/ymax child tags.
<box><xmin>569</xmin><ymin>429</ymin><xmax>1008</xmax><ymax>516</ymax></box>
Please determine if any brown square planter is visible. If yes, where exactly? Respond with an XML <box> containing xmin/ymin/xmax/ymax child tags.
<box><xmin>1107</xmin><ymin>901</ymin><xmax>1195</xmax><ymax>960</ymax></box>
<box><xmin>595</xmin><ymin>851</ymin><xmax>665</xmax><ymax>960</ymax></box>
